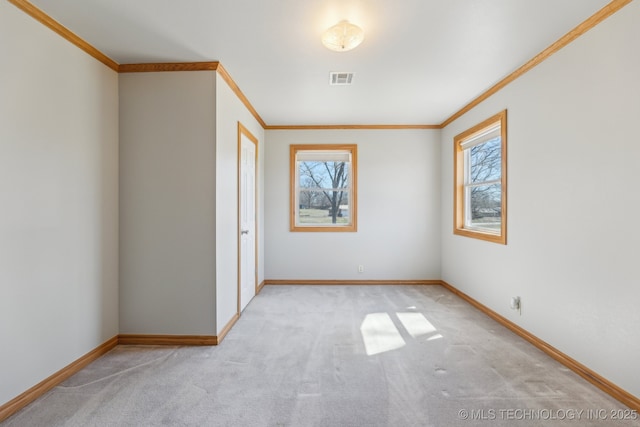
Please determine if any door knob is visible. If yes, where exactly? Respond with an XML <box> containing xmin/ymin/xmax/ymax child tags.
<box><xmin>241</xmin><ymin>229</ymin><xmax>249</xmax><ymax>235</ymax></box>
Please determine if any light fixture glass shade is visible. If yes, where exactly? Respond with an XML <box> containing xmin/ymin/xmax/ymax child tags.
<box><xmin>322</xmin><ymin>20</ymin><xmax>364</xmax><ymax>52</ymax></box>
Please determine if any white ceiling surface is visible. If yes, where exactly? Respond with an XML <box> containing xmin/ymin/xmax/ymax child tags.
<box><xmin>29</xmin><ymin>0</ymin><xmax>611</xmax><ymax>126</ymax></box>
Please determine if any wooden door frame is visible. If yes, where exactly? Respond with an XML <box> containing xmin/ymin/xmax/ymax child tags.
<box><xmin>237</xmin><ymin>122</ymin><xmax>259</xmax><ymax>315</ymax></box>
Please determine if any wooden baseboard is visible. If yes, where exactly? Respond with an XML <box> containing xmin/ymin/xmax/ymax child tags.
<box><xmin>439</xmin><ymin>280</ymin><xmax>640</xmax><ymax>411</ymax></box>
<box><xmin>4</xmin><ymin>281</ymin><xmax>636</xmax><ymax>423</ymax></box>
<box><xmin>216</xmin><ymin>313</ymin><xmax>240</xmax><ymax>344</ymax></box>
<box><xmin>117</xmin><ymin>334</ymin><xmax>217</xmax><ymax>346</ymax></box>
<box><xmin>264</xmin><ymin>279</ymin><xmax>441</xmax><ymax>286</ymax></box>
<box><xmin>0</xmin><ymin>335</ymin><xmax>119</xmax><ymax>423</ymax></box>
<box><xmin>257</xmin><ymin>280</ymin><xmax>266</xmax><ymax>293</ymax></box>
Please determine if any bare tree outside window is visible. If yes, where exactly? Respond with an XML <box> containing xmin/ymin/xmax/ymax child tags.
<box><xmin>299</xmin><ymin>161</ymin><xmax>349</xmax><ymax>224</ymax></box>
<box><xmin>290</xmin><ymin>144</ymin><xmax>357</xmax><ymax>232</ymax></box>
<box><xmin>454</xmin><ymin>110</ymin><xmax>506</xmax><ymax>244</ymax></box>
<box><xmin>469</xmin><ymin>138</ymin><xmax>501</xmax><ymax>229</ymax></box>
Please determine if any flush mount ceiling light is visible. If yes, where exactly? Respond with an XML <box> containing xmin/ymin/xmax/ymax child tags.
<box><xmin>321</xmin><ymin>20</ymin><xmax>364</xmax><ymax>52</ymax></box>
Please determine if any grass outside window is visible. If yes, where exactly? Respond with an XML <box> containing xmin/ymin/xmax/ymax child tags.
<box><xmin>290</xmin><ymin>144</ymin><xmax>357</xmax><ymax>232</ymax></box>
<box><xmin>454</xmin><ymin>110</ymin><xmax>507</xmax><ymax>244</ymax></box>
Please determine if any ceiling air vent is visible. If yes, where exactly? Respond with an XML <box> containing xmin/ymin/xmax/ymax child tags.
<box><xmin>329</xmin><ymin>72</ymin><xmax>354</xmax><ymax>85</ymax></box>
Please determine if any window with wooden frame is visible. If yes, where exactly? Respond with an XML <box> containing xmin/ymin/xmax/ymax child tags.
<box><xmin>454</xmin><ymin>110</ymin><xmax>507</xmax><ymax>244</ymax></box>
<box><xmin>290</xmin><ymin>144</ymin><xmax>357</xmax><ymax>232</ymax></box>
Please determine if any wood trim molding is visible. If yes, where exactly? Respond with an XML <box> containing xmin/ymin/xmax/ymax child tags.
<box><xmin>0</xmin><ymin>336</ymin><xmax>119</xmax><ymax>423</ymax></box>
<box><xmin>217</xmin><ymin>63</ymin><xmax>268</xmax><ymax>128</ymax></box>
<box><xmin>257</xmin><ymin>280</ymin><xmax>266</xmax><ymax>293</ymax></box>
<box><xmin>117</xmin><ymin>62</ymin><xmax>268</xmax><ymax>130</ymax></box>
<box><xmin>289</xmin><ymin>144</ymin><xmax>358</xmax><ymax>233</ymax></box>
<box><xmin>7</xmin><ymin>0</ymin><xmax>119</xmax><ymax>72</ymax></box>
<box><xmin>7</xmin><ymin>2</ymin><xmax>267</xmax><ymax>129</ymax></box>
<box><xmin>264</xmin><ymin>279</ymin><xmax>441</xmax><ymax>286</ymax></box>
<box><xmin>118</xmin><ymin>62</ymin><xmax>220</xmax><ymax>73</ymax></box>
<box><xmin>237</xmin><ymin>122</ymin><xmax>260</xmax><ymax>315</ymax></box>
<box><xmin>439</xmin><ymin>280</ymin><xmax>640</xmax><ymax>411</ymax></box>
<box><xmin>117</xmin><ymin>62</ymin><xmax>267</xmax><ymax>130</ymax></box>
<box><xmin>118</xmin><ymin>335</ymin><xmax>217</xmax><ymax>346</ymax></box>
<box><xmin>266</xmin><ymin>124</ymin><xmax>441</xmax><ymax>130</ymax></box>
<box><xmin>4</xmin><ymin>280</ymin><xmax>637</xmax><ymax>423</ymax></box>
<box><xmin>10</xmin><ymin>0</ymin><xmax>631</xmax><ymax>132</ymax></box>
<box><xmin>453</xmin><ymin>110</ymin><xmax>507</xmax><ymax>244</ymax></box>
<box><xmin>217</xmin><ymin>313</ymin><xmax>240</xmax><ymax>344</ymax></box>
<box><xmin>440</xmin><ymin>0</ymin><xmax>632</xmax><ymax>128</ymax></box>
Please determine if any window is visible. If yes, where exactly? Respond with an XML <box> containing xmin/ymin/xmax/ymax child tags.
<box><xmin>454</xmin><ymin>110</ymin><xmax>507</xmax><ymax>244</ymax></box>
<box><xmin>290</xmin><ymin>144</ymin><xmax>357</xmax><ymax>232</ymax></box>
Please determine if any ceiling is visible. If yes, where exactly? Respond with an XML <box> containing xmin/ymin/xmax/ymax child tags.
<box><xmin>28</xmin><ymin>0</ymin><xmax>612</xmax><ymax>126</ymax></box>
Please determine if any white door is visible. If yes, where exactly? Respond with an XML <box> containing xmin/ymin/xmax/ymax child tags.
<box><xmin>239</xmin><ymin>130</ymin><xmax>256</xmax><ymax>312</ymax></box>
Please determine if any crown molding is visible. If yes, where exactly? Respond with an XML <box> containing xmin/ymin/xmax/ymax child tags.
<box><xmin>118</xmin><ymin>62</ymin><xmax>219</xmax><ymax>73</ymax></box>
<box><xmin>117</xmin><ymin>61</ymin><xmax>267</xmax><ymax>127</ymax></box>
<box><xmin>9</xmin><ymin>0</ymin><xmax>633</xmax><ymax>131</ymax></box>
<box><xmin>265</xmin><ymin>124</ymin><xmax>442</xmax><ymax>130</ymax></box>
<box><xmin>216</xmin><ymin>63</ymin><xmax>268</xmax><ymax>128</ymax></box>
<box><xmin>440</xmin><ymin>0</ymin><xmax>632</xmax><ymax>128</ymax></box>
<box><xmin>8</xmin><ymin>0</ymin><xmax>119</xmax><ymax>72</ymax></box>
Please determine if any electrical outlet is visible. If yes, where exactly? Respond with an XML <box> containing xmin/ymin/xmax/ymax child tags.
<box><xmin>510</xmin><ymin>296</ymin><xmax>521</xmax><ymax>315</ymax></box>
<box><xmin>358</xmin><ymin>265</ymin><xmax>364</xmax><ymax>273</ymax></box>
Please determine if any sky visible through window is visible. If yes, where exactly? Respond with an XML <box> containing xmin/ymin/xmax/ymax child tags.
<box><xmin>468</xmin><ymin>137</ymin><xmax>501</xmax><ymax>230</ymax></box>
<box><xmin>298</xmin><ymin>160</ymin><xmax>350</xmax><ymax>225</ymax></box>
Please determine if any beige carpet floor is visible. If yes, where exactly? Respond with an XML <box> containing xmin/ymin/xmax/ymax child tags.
<box><xmin>3</xmin><ymin>285</ymin><xmax>638</xmax><ymax>426</ymax></box>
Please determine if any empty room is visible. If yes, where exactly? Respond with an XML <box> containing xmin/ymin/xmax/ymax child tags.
<box><xmin>1</xmin><ymin>0</ymin><xmax>639</xmax><ymax>425</ymax></box>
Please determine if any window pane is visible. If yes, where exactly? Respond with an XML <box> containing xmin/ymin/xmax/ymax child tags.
<box><xmin>299</xmin><ymin>161</ymin><xmax>349</xmax><ymax>190</ymax></box>
<box><xmin>296</xmin><ymin>151</ymin><xmax>350</xmax><ymax>162</ymax></box>
<box><xmin>470</xmin><ymin>137</ymin><xmax>501</xmax><ymax>183</ymax></box>
<box><xmin>299</xmin><ymin>190</ymin><xmax>350</xmax><ymax>225</ymax></box>
<box><xmin>291</xmin><ymin>144</ymin><xmax>357</xmax><ymax>232</ymax></box>
<box><xmin>467</xmin><ymin>184</ymin><xmax>501</xmax><ymax>231</ymax></box>
<box><xmin>454</xmin><ymin>110</ymin><xmax>506</xmax><ymax>244</ymax></box>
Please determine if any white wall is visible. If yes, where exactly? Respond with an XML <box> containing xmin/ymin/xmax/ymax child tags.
<box><xmin>0</xmin><ymin>1</ymin><xmax>119</xmax><ymax>406</ymax></box>
<box><xmin>119</xmin><ymin>71</ymin><xmax>217</xmax><ymax>335</ymax></box>
<box><xmin>215</xmin><ymin>74</ymin><xmax>265</xmax><ymax>332</ymax></box>
<box><xmin>3</xmin><ymin>0</ymin><xmax>636</xmax><ymax>409</ymax></box>
<box><xmin>265</xmin><ymin>129</ymin><xmax>441</xmax><ymax>281</ymax></box>
<box><xmin>440</xmin><ymin>1</ymin><xmax>640</xmax><ymax>397</ymax></box>
<box><xmin>118</xmin><ymin>71</ymin><xmax>265</xmax><ymax>337</ymax></box>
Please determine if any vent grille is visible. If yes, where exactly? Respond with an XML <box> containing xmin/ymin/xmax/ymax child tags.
<box><xmin>329</xmin><ymin>72</ymin><xmax>354</xmax><ymax>85</ymax></box>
